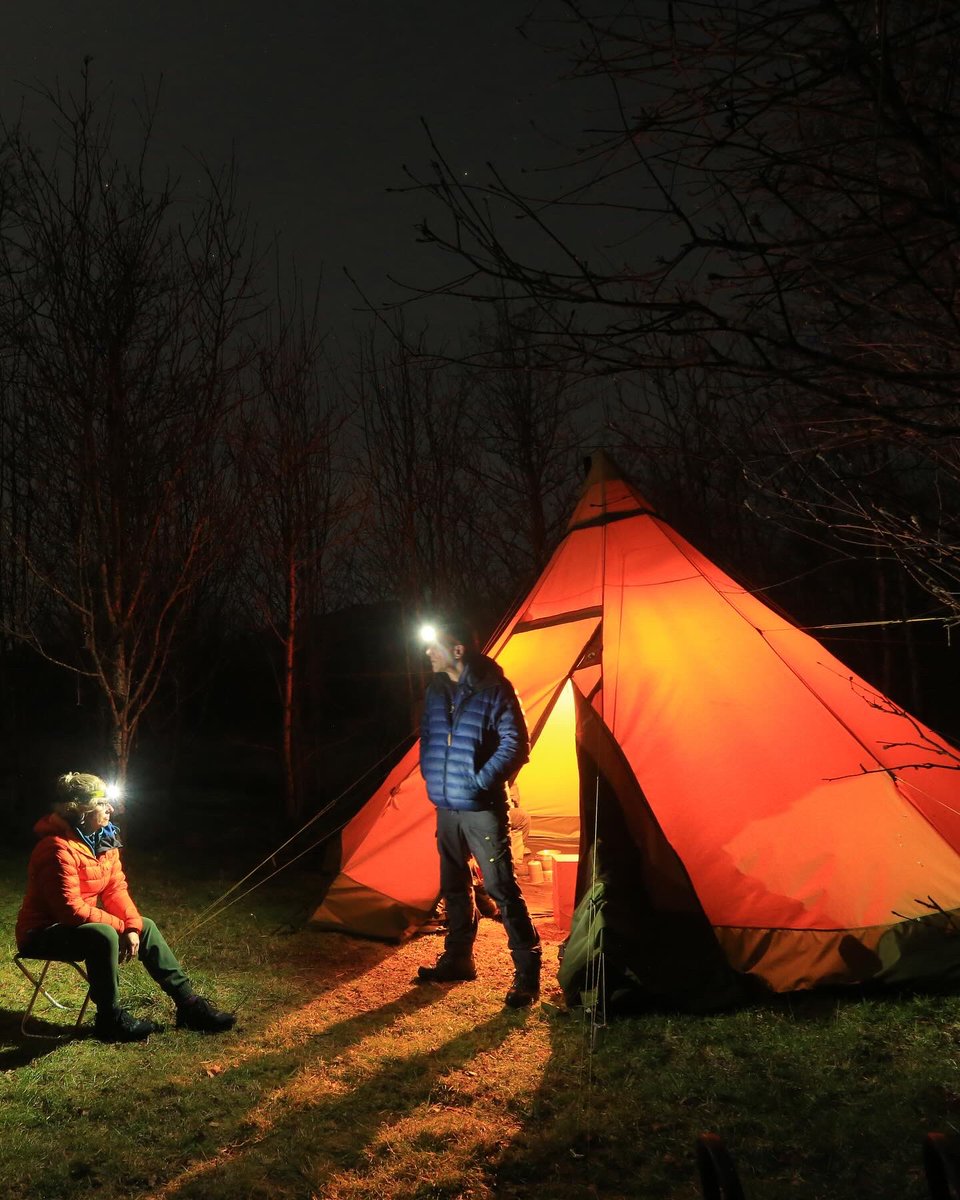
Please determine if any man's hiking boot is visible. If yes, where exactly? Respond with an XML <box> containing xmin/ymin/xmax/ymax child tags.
<box><xmin>94</xmin><ymin>1006</ymin><xmax>160</xmax><ymax>1043</ymax></box>
<box><xmin>416</xmin><ymin>954</ymin><xmax>477</xmax><ymax>983</ymax></box>
<box><xmin>175</xmin><ymin>995</ymin><xmax>236</xmax><ymax>1033</ymax></box>
<box><xmin>505</xmin><ymin>971</ymin><xmax>540</xmax><ymax>1008</ymax></box>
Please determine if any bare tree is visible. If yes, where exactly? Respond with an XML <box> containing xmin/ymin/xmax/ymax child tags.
<box><xmin>461</xmin><ymin>303</ymin><xmax>593</xmax><ymax>585</ymax></box>
<box><xmin>348</xmin><ymin>322</ymin><xmax>489</xmax><ymax>717</ymax></box>
<box><xmin>233</xmin><ymin>294</ymin><xmax>350</xmax><ymax>820</ymax></box>
<box><xmin>404</xmin><ymin>1</ymin><xmax>960</xmax><ymax>619</ymax></box>
<box><xmin>0</xmin><ymin>68</ymin><xmax>260</xmax><ymax>781</ymax></box>
<box><xmin>351</xmin><ymin>323</ymin><xmax>480</xmax><ymax>608</ymax></box>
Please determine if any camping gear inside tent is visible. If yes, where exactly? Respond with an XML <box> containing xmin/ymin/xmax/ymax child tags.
<box><xmin>311</xmin><ymin>452</ymin><xmax>960</xmax><ymax>1010</ymax></box>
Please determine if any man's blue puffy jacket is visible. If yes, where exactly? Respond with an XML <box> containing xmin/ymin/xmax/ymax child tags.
<box><xmin>419</xmin><ymin>654</ymin><xmax>530</xmax><ymax>811</ymax></box>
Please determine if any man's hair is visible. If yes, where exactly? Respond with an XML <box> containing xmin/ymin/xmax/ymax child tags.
<box><xmin>54</xmin><ymin>771</ymin><xmax>107</xmax><ymax>817</ymax></box>
<box><xmin>439</xmin><ymin>616</ymin><xmax>478</xmax><ymax>652</ymax></box>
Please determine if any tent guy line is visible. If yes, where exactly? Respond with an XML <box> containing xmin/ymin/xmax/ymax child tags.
<box><xmin>175</xmin><ymin>732</ymin><xmax>417</xmax><ymax>943</ymax></box>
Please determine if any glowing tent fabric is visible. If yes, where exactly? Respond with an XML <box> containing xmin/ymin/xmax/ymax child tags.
<box><xmin>311</xmin><ymin>452</ymin><xmax>960</xmax><ymax>1003</ymax></box>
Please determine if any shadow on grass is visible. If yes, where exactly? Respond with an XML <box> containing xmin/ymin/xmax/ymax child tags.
<box><xmin>0</xmin><ymin>1006</ymin><xmax>84</xmax><ymax>1070</ymax></box>
<box><xmin>760</xmin><ymin>982</ymin><xmax>960</xmax><ymax>1023</ymax></box>
<box><xmin>490</xmin><ymin>987</ymin><xmax>960</xmax><ymax>1200</ymax></box>
<box><xmin>152</xmin><ymin>991</ymin><xmax>534</xmax><ymax>1199</ymax></box>
<box><xmin>487</xmin><ymin>1007</ymin><xmax>617</xmax><ymax>1199</ymax></box>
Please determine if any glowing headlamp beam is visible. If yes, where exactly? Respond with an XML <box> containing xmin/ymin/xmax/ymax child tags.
<box><xmin>419</xmin><ymin>624</ymin><xmax>439</xmax><ymax>645</ymax></box>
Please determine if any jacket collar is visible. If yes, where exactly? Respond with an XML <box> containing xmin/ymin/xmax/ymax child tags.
<box><xmin>456</xmin><ymin>653</ymin><xmax>504</xmax><ymax>693</ymax></box>
<box><xmin>32</xmin><ymin>811</ymin><xmax>122</xmax><ymax>857</ymax></box>
<box><xmin>429</xmin><ymin>653</ymin><xmax>502</xmax><ymax>694</ymax></box>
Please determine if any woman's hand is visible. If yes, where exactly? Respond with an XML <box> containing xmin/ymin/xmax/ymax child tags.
<box><xmin>119</xmin><ymin>930</ymin><xmax>140</xmax><ymax>963</ymax></box>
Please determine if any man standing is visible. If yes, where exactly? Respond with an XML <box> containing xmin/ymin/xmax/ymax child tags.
<box><xmin>417</xmin><ymin>620</ymin><xmax>541</xmax><ymax>1006</ymax></box>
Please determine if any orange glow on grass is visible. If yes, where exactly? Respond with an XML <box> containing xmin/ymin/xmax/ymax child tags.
<box><xmin>146</xmin><ymin>923</ymin><xmax>560</xmax><ymax>1200</ymax></box>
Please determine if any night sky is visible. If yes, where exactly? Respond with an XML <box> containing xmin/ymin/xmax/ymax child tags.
<box><xmin>1</xmin><ymin>3</ymin><xmax>597</xmax><ymax>338</ymax></box>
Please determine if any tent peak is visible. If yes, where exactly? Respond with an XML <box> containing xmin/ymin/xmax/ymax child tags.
<box><xmin>581</xmin><ymin>449</ymin><xmax>626</xmax><ymax>486</ymax></box>
<box><xmin>567</xmin><ymin>450</ymin><xmax>654</xmax><ymax>532</ymax></box>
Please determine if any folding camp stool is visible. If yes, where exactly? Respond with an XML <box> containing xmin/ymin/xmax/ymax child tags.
<box><xmin>13</xmin><ymin>953</ymin><xmax>92</xmax><ymax>1038</ymax></box>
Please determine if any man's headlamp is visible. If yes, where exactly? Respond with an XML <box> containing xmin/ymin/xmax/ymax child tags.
<box><xmin>419</xmin><ymin>624</ymin><xmax>439</xmax><ymax>645</ymax></box>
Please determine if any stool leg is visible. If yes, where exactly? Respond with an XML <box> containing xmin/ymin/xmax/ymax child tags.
<box><xmin>14</xmin><ymin>957</ymin><xmax>73</xmax><ymax>1010</ymax></box>
<box><xmin>14</xmin><ymin>956</ymin><xmax>92</xmax><ymax>1039</ymax></box>
<box><xmin>22</xmin><ymin>960</ymin><xmax>52</xmax><ymax>1036</ymax></box>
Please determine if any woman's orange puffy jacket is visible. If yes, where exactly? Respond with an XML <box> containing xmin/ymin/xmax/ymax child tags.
<box><xmin>15</xmin><ymin>812</ymin><xmax>144</xmax><ymax>949</ymax></box>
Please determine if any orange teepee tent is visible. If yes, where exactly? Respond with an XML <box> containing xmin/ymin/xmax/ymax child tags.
<box><xmin>311</xmin><ymin>452</ymin><xmax>960</xmax><ymax>1007</ymax></box>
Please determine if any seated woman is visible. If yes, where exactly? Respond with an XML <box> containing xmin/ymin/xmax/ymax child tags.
<box><xmin>16</xmin><ymin>771</ymin><xmax>235</xmax><ymax>1043</ymax></box>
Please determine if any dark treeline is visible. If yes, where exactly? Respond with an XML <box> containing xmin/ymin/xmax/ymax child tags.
<box><xmin>0</xmin><ymin>68</ymin><xmax>593</xmax><ymax>828</ymax></box>
<box><xmin>2</xmin><ymin>5</ymin><xmax>960</xmax><ymax>831</ymax></box>
<box><xmin>408</xmin><ymin>1</ymin><xmax>960</xmax><ymax>738</ymax></box>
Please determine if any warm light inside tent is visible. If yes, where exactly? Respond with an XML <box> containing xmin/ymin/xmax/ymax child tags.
<box><xmin>515</xmin><ymin>679</ymin><xmax>581</xmax><ymax>851</ymax></box>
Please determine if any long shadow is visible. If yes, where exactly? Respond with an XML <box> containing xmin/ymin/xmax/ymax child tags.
<box><xmin>153</xmin><ymin>1000</ymin><xmax>534</xmax><ymax>1199</ymax></box>
<box><xmin>0</xmin><ymin>1006</ymin><xmax>91</xmax><ymax>1070</ymax></box>
<box><xmin>0</xmin><ymin>920</ymin><xmax>439</xmax><ymax>1078</ymax></box>
<box><xmin>0</xmin><ymin>931</ymin><xmax>415</xmax><ymax>1078</ymax></box>
<box><xmin>18</xmin><ymin>978</ymin><xmax>510</xmax><ymax>1196</ymax></box>
<box><xmin>211</xmin><ymin>977</ymin><xmax>456</xmax><ymax>1086</ymax></box>
<box><xmin>491</xmin><ymin>986</ymin><xmax>960</xmax><ymax>1199</ymax></box>
<box><xmin>488</xmin><ymin>1007</ymin><xmax>602</xmax><ymax>1198</ymax></box>
<box><xmin>0</xmin><ymin>949</ymin><xmax>444</xmax><ymax>1081</ymax></box>
<box><xmin>733</xmin><ymin>979</ymin><xmax>960</xmax><ymax>1028</ymax></box>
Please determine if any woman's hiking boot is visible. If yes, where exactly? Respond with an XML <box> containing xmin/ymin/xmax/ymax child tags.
<box><xmin>175</xmin><ymin>995</ymin><xmax>236</xmax><ymax>1033</ymax></box>
<box><xmin>93</xmin><ymin>1006</ymin><xmax>160</xmax><ymax>1043</ymax></box>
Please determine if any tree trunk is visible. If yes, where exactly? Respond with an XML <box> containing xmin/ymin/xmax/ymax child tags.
<box><xmin>282</xmin><ymin>553</ymin><xmax>299</xmax><ymax>821</ymax></box>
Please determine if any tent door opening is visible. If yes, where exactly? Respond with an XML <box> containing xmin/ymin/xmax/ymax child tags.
<box><xmin>511</xmin><ymin>677</ymin><xmax>586</xmax><ymax>930</ymax></box>
<box><xmin>515</xmin><ymin>678</ymin><xmax>581</xmax><ymax>855</ymax></box>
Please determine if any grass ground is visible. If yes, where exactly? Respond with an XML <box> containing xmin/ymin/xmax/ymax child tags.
<box><xmin>2</xmin><ymin>846</ymin><xmax>960</xmax><ymax>1200</ymax></box>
